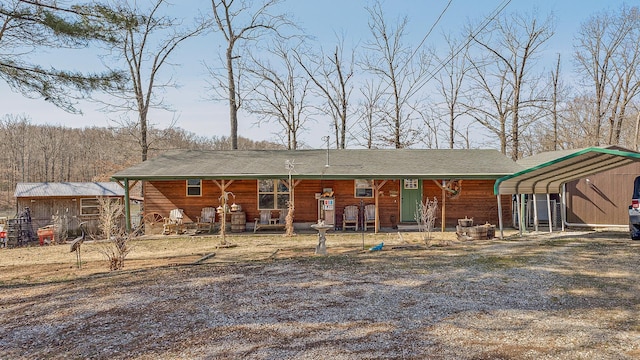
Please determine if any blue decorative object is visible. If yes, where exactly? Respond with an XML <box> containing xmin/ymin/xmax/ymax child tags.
<box><xmin>369</xmin><ymin>242</ymin><xmax>384</xmax><ymax>251</ymax></box>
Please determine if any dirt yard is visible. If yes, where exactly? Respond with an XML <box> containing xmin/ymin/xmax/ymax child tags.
<box><xmin>0</xmin><ymin>229</ymin><xmax>639</xmax><ymax>359</ymax></box>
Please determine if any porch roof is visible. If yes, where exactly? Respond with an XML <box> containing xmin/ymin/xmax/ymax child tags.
<box><xmin>111</xmin><ymin>149</ymin><xmax>523</xmax><ymax>181</ymax></box>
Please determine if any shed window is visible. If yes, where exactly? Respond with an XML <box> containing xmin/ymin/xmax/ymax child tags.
<box><xmin>258</xmin><ymin>179</ymin><xmax>289</xmax><ymax>210</ymax></box>
<box><xmin>80</xmin><ymin>198</ymin><xmax>100</xmax><ymax>215</ymax></box>
<box><xmin>187</xmin><ymin>179</ymin><xmax>202</xmax><ymax>196</ymax></box>
<box><xmin>355</xmin><ymin>179</ymin><xmax>374</xmax><ymax>198</ymax></box>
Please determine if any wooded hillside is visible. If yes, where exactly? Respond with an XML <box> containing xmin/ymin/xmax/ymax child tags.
<box><xmin>0</xmin><ymin>115</ymin><xmax>283</xmax><ymax>210</ymax></box>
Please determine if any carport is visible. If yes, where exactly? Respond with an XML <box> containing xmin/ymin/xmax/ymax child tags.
<box><xmin>493</xmin><ymin>146</ymin><xmax>640</xmax><ymax>238</ymax></box>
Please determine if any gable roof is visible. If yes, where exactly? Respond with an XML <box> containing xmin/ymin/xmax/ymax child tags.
<box><xmin>111</xmin><ymin>149</ymin><xmax>523</xmax><ymax>181</ymax></box>
<box><xmin>494</xmin><ymin>146</ymin><xmax>640</xmax><ymax>195</ymax></box>
<box><xmin>15</xmin><ymin>182</ymin><xmax>125</xmax><ymax>198</ymax></box>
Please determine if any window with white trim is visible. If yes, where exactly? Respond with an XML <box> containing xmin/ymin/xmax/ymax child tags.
<box><xmin>187</xmin><ymin>179</ymin><xmax>202</xmax><ymax>196</ymax></box>
<box><xmin>354</xmin><ymin>179</ymin><xmax>374</xmax><ymax>198</ymax></box>
<box><xmin>258</xmin><ymin>179</ymin><xmax>289</xmax><ymax>209</ymax></box>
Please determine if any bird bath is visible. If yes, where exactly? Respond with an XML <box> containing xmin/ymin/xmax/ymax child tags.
<box><xmin>311</xmin><ymin>221</ymin><xmax>333</xmax><ymax>255</ymax></box>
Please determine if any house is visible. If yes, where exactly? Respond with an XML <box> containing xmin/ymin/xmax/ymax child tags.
<box><xmin>111</xmin><ymin>149</ymin><xmax>523</xmax><ymax>233</ymax></box>
<box><xmin>14</xmin><ymin>182</ymin><xmax>128</xmax><ymax>236</ymax></box>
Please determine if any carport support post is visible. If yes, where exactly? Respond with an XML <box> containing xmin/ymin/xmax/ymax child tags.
<box><xmin>547</xmin><ymin>193</ymin><xmax>553</xmax><ymax>233</ymax></box>
<box><xmin>560</xmin><ymin>185</ymin><xmax>566</xmax><ymax>231</ymax></box>
<box><xmin>496</xmin><ymin>195</ymin><xmax>504</xmax><ymax>239</ymax></box>
<box><xmin>533</xmin><ymin>194</ymin><xmax>539</xmax><ymax>232</ymax></box>
<box><xmin>517</xmin><ymin>194</ymin><xmax>527</xmax><ymax>236</ymax></box>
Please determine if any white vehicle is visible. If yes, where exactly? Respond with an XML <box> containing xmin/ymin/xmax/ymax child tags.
<box><xmin>630</xmin><ymin>176</ymin><xmax>640</xmax><ymax>240</ymax></box>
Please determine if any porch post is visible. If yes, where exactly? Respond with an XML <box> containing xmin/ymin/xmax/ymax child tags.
<box><xmin>123</xmin><ymin>178</ymin><xmax>131</xmax><ymax>233</ymax></box>
<box><xmin>441</xmin><ymin>180</ymin><xmax>446</xmax><ymax>232</ymax></box>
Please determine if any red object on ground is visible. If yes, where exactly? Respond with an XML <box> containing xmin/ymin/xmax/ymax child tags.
<box><xmin>37</xmin><ymin>227</ymin><xmax>55</xmax><ymax>246</ymax></box>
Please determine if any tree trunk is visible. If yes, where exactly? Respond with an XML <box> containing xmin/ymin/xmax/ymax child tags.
<box><xmin>227</xmin><ymin>46</ymin><xmax>238</xmax><ymax>150</ymax></box>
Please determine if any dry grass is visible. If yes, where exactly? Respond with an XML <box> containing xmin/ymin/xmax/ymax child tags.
<box><xmin>1</xmin><ymin>229</ymin><xmax>639</xmax><ymax>359</ymax></box>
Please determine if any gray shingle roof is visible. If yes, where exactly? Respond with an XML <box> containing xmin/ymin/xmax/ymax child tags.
<box><xmin>111</xmin><ymin>149</ymin><xmax>523</xmax><ymax>180</ymax></box>
<box><xmin>15</xmin><ymin>182</ymin><xmax>125</xmax><ymax>198</ymax></box>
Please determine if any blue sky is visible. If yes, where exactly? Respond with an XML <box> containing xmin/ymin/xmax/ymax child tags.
<box><xmin>0</xmin><ymin>0</ymin><xmax>633</xmax><ymax>148</ymax></box>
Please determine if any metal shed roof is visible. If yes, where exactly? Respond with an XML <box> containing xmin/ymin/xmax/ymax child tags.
<box><xmin>15</xmin><ymin>182</ymin><xmax>125</xmax><ymax>198</ymax></box>
<box><xmin>494</xmin><ymin>146</ymin><xmax>640</xmax><ymax>195</ymax></box>
<box><xmin>111</xmin><ymin>149</ymin><xmax>523</xmax><ymax>181</ymax></box>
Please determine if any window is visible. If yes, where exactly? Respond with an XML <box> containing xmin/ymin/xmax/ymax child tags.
<box><xmin>355</xmin><ymin>179</ymin><xmax>374</xmax><ymax>198</ymax></box>
<box><xmin>80</xmin><ymin>197</ymin><xmax>121</xmax><ymax>216</ymax></box>
<box><xmin>80</xmin><ymin>198</ymin><xmax>100</xmax><ymax>215</ymax></box>
<box><xmin>258</xmin><ymin>179</ymin><xmax>289</xmax><ymax>209</ymax></box>
<box><xmin>404</xmin><ymin>179</ymin><xmax>419</xmax><ymax>189</ymax></box>
<box><xmin>187</xmin><ymin>179</ymin><xmax>202</xmax><ymax>196</ymax></box>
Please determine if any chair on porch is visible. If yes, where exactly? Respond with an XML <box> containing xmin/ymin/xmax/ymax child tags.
<box><xmin>254</xmin><ymin>210</ymin><xmax>286</xmax><ymax>233</ymax></box>
<box><xmin>196</xmin><ymin>207</ymin><xmax>216</xmax><ymax>233</ymax></box>
<box><xmin>364</xmin><ymin>204</ymin><xmax>376</xmax><ymax>231</ymax></box>
<box><xmin>163</xmin><ymin>208</ymin><xmax>185</xmax><ymax>235</ymax></box>
<box><xmin>343</xmin><ymin>205</ymin><xmax>359</xmax><ymax>231</ymax></box>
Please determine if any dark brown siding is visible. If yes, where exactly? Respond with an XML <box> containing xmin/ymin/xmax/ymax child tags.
<box><xmin>566</xmin><ymin>162</ymin><xmax>640</xmax><ymax>225</ymax></box>
<box><xmin>144</xmin><ymin>178</ymin><xmax>509</xmax><ymax>229</ymax></box>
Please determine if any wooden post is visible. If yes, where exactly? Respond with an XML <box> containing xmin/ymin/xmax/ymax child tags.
<box><xmin>497</xmin><ymin>194</ymin><xmax>504</xmax><ymax>239</ymax></box>
<box><xmin>123</xmin><ymin>178</ymin><xmax>131</xmax><ymax>233</ymax></box>
<box><xmin>374</xmin><ymin>180</ymin><xmax>387</xmax><ymax>233</ymax></box>
<box><xmin>441</xmin><ymin>180</ymin><xmax>446</xmax><ymax>232</ymax></box>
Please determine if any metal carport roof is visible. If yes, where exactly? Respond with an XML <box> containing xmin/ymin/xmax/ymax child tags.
<box><xmin>494</xmin><ymin>146</ymin><xmax>640</xmax><ymax>195</ymax></box>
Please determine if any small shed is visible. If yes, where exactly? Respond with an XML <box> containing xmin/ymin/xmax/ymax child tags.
<box><xmin>14</xmin><ymin>182</ymin><xmax>127</xmax><ymax>236</ymax></box>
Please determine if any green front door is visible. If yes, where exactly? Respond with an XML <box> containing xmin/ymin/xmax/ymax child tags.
<box><xmin>401</xmin><ymin>179</ymin><xmax>422</xmax><ymax>222</ymax></box>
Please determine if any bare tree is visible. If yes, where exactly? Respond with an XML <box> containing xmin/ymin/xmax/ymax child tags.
<box><xmin>573</xmin><ymin>5</ymin><xmax>640</xmax><ymax>146</ymax></box>
<box><xmin>98</xmin><ymin>0</ymin><xmax>207</xmax><ymax>162</ymax></box>
<box><xmin>246</xmin><ymin>41</ymin><xmax>312</xmax><ymax>150</ymax></box>
<box><xmin>433</xmin><ymin>33</ymin><xmax>471</xmax><ymax>149</ymax></box>
<box><xmin>360</xmin><ymin>1</ymin><xmax>431</xmax><ymax>149</ymax></box>
<box><xmin>354</xmin><ymin>79</ymin><xmax>385</xmax><ymax>149</ymax></box>
<box><xmin>209</xmin><ymin>0</ymin><xmax>291</xmax><ymax>150</ymax></box>
<box><xmin>465</xmin><ymin>11</ymin><xmax>554</xmax><ymax>160</ymax></box>
<box><xmin>294</xmin><ymin>36</ymin><xmax>355</xmax><ymax>149</ymax></box>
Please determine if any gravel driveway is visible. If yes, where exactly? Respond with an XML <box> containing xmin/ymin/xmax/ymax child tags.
<box><xmin>1</xmin><ymin>230</ymin><xmax>639</xmax><ymax>359</ymax></box>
